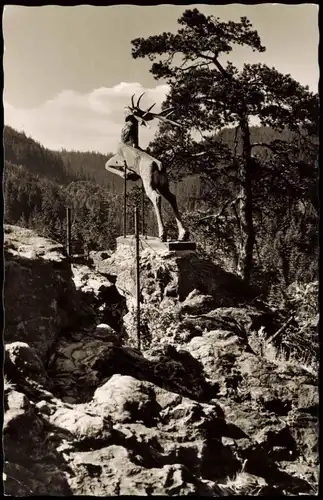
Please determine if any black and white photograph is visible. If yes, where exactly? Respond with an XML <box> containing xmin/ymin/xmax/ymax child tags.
<box><xmin>2</xmin><ymin>3</ymin><xmax>319</xmax><ymax>496</ymax></box>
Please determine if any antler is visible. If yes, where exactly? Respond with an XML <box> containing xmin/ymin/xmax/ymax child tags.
<box><xmin>158</xmin><ymin>107</ymin><xmax>175</xmax><ymax>117</ymax></box>
<box><xmin>142</xmin><ymin>103</ymin><xmax>156</xmax><ymax>118</ymax></box>
<box><xmin>129</xmin><ymin>94</ymin><xmax>183</xmax><ymax>128</ymax></box>
<box><xmin>129</xmin><ymin>92</ymin><xmax>147</xmax><ymax>112</ymax></box>
<box><xmin>150</xmin><ymin>106</ymin><xmax>182</xmax><ymax>127</ymax></box>
<box><xmin>154</xmin><ymin>115</ymin><xmax>182</xmax><ymax>128</ymax></box>
<box><xmin>136</xmin><ymin>92</ymin><xmax>145</xmax><ymax>108</ymax></box>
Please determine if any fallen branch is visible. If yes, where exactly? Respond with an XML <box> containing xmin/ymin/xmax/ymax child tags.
<box><xmin>269</xmin><ymin>315</ymin><xmax>295</xmax><ymax>343</ymax></box>
<box><xmin>198</xmin><ymin>195</ymin><xmax>242</xmax><ymax>223</ymax></box>
<box><xmin>251</xmin><ymin>142</ymin><xmax>277</xmax><ymax>152</ymax></box>
<box><xmin>191</xmin><ymin>151</ymin><xmax>208</xmax><ymax>157</ymax></box>
<box><xmin>251</xmin><ymin>141</ymin><xmax>290</xmax><ymax>154</ymax></box>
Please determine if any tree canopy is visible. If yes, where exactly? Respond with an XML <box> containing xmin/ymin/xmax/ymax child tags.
<box><xmin>131</xmin><ymin>8</ymin><xmax>319</xmax><ymax>283</ymax></box>
<box><xmin>132</xmin><ymin>8</ymin><xmax>318</xmax><ymax>135</ymax></box>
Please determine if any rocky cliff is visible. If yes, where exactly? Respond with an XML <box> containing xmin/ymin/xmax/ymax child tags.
<box><xmin>3</xmin><ymin>225</ymin><xmax>319</xmax><ymax>496</ymax></box>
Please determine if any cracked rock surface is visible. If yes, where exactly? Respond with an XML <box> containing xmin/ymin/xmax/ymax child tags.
<box><xmin>4</xmin><ymin>226</ymin><xmax>319</xmax><ymax>496</ymax></box>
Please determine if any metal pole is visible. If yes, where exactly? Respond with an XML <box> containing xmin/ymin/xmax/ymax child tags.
<box><xmin>66</xmin><ymin>207</ymin><xmax>71</xmax><ymax>257</ymax></box>
<box><xmin>135</xmin><ymin>206</ymin><xmax>141</xmax><ymax>350</ymax></box>
<box><xmin>123</xmin><ymin>163</ymin><xmax>127</xmax><ymax>238</ymax></box>
<box><xmin>141</xmin><ymin>183</ymin><xmax>146</xmax><ymax>239</ymax></box>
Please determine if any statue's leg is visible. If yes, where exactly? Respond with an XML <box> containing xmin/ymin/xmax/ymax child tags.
<box><xmin>144</xmin><ymin>183</ymin><xmax>166</xmax><ymax>241</ymax></box>
<box><xmin>105</xmin><ymin>164</ymin><xmax>127</xmax><ymax>179</ymax></box>
<box><xmin>105</xmin><ymin>162</ymin><xmax>140</xmax><ymax>181</ymax></box>
<box><xmin>158</xmin><ymin>184</ymin><xmax>190</xmax><ymax>241</ymax></box>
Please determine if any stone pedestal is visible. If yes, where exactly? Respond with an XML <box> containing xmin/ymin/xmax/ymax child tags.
<box><xmin>116</xmin><ymin>235</ymin><xmax>196</xmax><ymax>254</ymax></box>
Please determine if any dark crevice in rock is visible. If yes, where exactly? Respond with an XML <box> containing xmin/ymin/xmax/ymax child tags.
<box><xmin>262</xmin><ymin>398</ymin><xmax>292</xmax><ymax>416</ymax></box>
<box><xmin>222</xmin><ymin>423</ymin><xmax>249</xmax><ymax>440</ymax></box>
<box><xmin>96</xmin><ymin>284</ymin><xmax>128</xmax><ymax>333</ymax></box>
<box><xmin>164</xmin><ymin>446</ymin><xmax>201</xmax><ymax>476</ymax></box>
<box><xmin>239</xmin><ymin>440</ymin><xmax>311</xmax><ymax>494</ymax></box>
<box><xmin>201</xmin><ymin>438</ymin><xmax>241</xmax><ymax>481</ymax></box>
<box><xmin>175</xmin><ymin>256</ymin><xmax>259</xmax><ymax>304</ymax></box>
<box><xmin>85</xmin><ymin>463</ymin><xmax>102</xmax><ymax>477</ymax></box>
<box><xmin>113</xmin><ymin>429</ymin><xmax>165</xmax><ymax>469</ymax></box>
<box><xmin>298</xmin><ymin>404</ymin><xmax>318</xmax><ymax>417</ymax></box>
<box><xmin>92</xmin><ymin>346</ymin><xmax>215</xmax><ymax>404</ymax></box>
<box><xmin>264</xmin><ymin>427</ymin><xmax>297</xmax><ymax>452</ymax></box>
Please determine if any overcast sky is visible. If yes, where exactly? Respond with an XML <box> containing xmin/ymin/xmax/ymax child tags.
<box><xmin>3</xmin><ymin>4</ymin><xmax>319</xmax><ymax>154</ymax></box>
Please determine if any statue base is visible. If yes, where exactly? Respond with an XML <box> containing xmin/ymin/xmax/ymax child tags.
<box><xmin>116</xmin><ymin>235</ymin><xmax>196</xmax><ymax>254</ymax></box>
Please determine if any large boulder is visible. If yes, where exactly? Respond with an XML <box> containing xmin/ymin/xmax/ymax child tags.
<box><xmin>93</xmin><ymin>374</ymin><xmax>161</xmax><ymax>426</ymax></box>
<box><xmin>95</xmin><ymin>245</ymin><xmax>259</xmax><ymax>307</ymax></box>
<box><xmin>3</xmin><ymin>383</ymin><xmax>72</xmax><ymax>496</ymax></box>
<box><xmin>183</xmin><ymin>328</ymin><xmax>319</xmax><ymax>490</ymax></box>
<box><xmin>66</xmin><ymin>445</ymin><xmax>217</xmax><ymax>496</ymax></box>
<box><xmin>5</xmin><ymin>341</ymin><xmax>48</xmax><ymax>387</ymax></box>
<box><xmin>4</xmin><ymin>225</ymin><xmax>86</xmax><ymax>360</ymax></box>
<box><xmin>49</xmin><ymin>332</ymin><xmax>213</xmax><ymax>404</ymax></box>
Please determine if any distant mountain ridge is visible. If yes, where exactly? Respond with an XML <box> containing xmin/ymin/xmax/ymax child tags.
<box><xmin>3</xmin><ymin>126</ymin><xmax>124</xmax><ymax>193</ymax></box>
<box><xmin>3</xmin><ymin>123</ymin><xmax>291</xmax><ymax>193</ymax></box>
<box><xmin>3</xmin><ymin>123</ymin><xmax>318</xmax><ymax>287</ymax></box>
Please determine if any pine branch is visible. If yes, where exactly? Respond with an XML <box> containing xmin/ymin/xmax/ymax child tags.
<box><xmin>198</xmin><ymin>195</ymin><xmax>242</xmax><ymax>223</ymax></box>
<box><xmin>197</xmin><ymin>53</ymin><xmax>231</xmax><ymax>80</ymax></box>
<box><xmin>251</xmin><ymin>142</ymin><xmax>277</xmax><ymax>151</ymax></box>
<box><xmin>178</xmin><ymin>61</ymin><xmax>212</xmax><ymax>72</ymax></box>
<box><xmin>251</xmin><ymin>141</ymin><xmax>290</xmax><ymax>153</ymax></box>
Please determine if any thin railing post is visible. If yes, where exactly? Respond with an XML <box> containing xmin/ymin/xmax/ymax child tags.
<box><xmin>66</xmin><ymin>207</ymin><xmax>71</xmax><ymax>257</ymax></box>
<box><xmin>141</xmin><ymin>183</ymin><xmax>146</xmax><ymax>239</ymax></box>
<box><xmin>135</xmin><ymin>206</ymin><xmax>141</xmax><ymax>350</ymax></box>
<box><xmin>123</xmin><ymin>163</ymin><xmax>127</xmax><ymax>238</ymax></box>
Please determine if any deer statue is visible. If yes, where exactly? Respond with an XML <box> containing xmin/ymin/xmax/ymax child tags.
<box><xmin>105</xmin><ymin>93</ymin><xmax>190</xmax><ymax>242</ymax></box>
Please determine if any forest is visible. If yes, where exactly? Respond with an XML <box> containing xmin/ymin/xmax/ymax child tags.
<box><xmin>3</xmin><ymin>125</ymin><xmax>202</xmax><ymax>252</ymax></box>
<box><xmin>3</xmin><ymin>121</ymin><xmax>318</xmax><ymax>298</ymax></box>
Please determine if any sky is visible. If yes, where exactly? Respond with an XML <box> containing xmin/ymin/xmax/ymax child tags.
<box><xmin>3</xmin><ymin>4</ymin><xmax>319</xmax><ymax>154</ymax></box>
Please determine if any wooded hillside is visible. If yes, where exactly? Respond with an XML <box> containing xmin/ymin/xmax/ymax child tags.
<box><xmin>3</xmin><ymin>120</ymin><xmax>318</xmax><ymax>303</ymax></box>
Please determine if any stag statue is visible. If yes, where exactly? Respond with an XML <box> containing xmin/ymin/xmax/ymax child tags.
<box><xmin>105</xmin><ymin>93</ymin><xmax>190</xmax><ymax>242</ymax></box>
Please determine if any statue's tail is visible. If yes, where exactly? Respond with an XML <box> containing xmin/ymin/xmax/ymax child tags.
<box><xmin>152</xmin><ymin>161</ymin><xmax>168</xmax><ymax>192</ymax></box>
<box><xmin>150</xmin><ymin>157</ymin><xmax>164</xmax><ymax>173</ymax></box>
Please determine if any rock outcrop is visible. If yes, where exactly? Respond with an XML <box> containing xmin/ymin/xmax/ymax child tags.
<box><xmin>4</xmin><ymin>225</ymin><xmax>127</xmax><ymax>359</ymax></box>
<box><xmin>96</xmin><ymin>244</ymin><xmax>259</xmax><ymax>306</ymax></box>
<box><xmin>3</xmin><ymin>226</ymin><xmax>319</xmax><ymax>496</ymax></box>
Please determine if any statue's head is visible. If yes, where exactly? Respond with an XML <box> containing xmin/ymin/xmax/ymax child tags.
<box><xmin>106</xmin><ymin>154</ymin><xmax>125</xmax><ymax>169</ymax></box>
<box><xmin>124</xmin><ymin>107</ymin><xmax>133</xmax><ymax>118</ymax></box>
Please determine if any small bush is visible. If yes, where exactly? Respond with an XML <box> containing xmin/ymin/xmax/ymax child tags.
<box><xmin>126</xmin><ymin>299</ymin><xmax>191</xmax><ymax>350</ymax></box>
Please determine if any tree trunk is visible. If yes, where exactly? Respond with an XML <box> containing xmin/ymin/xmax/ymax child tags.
<box><xmin>236</xmin><ymin>116</ymin><xmax>255</xmax><ymax>285</ymax></box>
